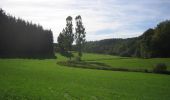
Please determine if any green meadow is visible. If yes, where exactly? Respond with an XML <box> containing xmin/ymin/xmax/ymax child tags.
<box><xmin>82</xmin><ymin>53</ymin><xmax>170</xmax><ymax>71</ymax></box>
<box><xmin>0</xmin><ymin>53</ymin><xmax>170</xmax><ymax>100</ymax></box>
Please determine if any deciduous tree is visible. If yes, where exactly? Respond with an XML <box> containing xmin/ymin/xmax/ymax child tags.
<box><xmin>75</xmin><ymin>15</ymin><xmax>86</xmax><ymax>60</ymax></box>
<box><xmin>57</xmin><ymin>16</ymin><xmax>74</xmax><ymax>60</ymax></box>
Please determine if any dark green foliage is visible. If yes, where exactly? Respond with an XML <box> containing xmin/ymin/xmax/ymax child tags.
<box><xmin>83</xmin><ymin>20</ymin><xmax>170</xmax><ymax>58</ymax></box>
<box><xmin>152</xmin><ymin>20</ymin><xmax>170</xmax><ymax>57</ymax></box>
<box><xmin>83</xmin><ymin>38</ymin><xmax>138</xmax><ymax>57</ymax></box>
<box><xmin>153</xmin><ymin>63</ymin><xmax>167</xmax><ymax>73</ymax></box>
<box><xmin>0</xmin><ymin>9</ymin><xmax>54</xmax><ymax>58</ymax></box>
<box><xmin>75</xmin><ymin>15</ymin><xmax>86</xmax><ymax>60</ymax></box>
<box><xmin>57</xmin><ymin>16</ymin><xmax>74</xmax><ymax>60</ymax></box>
<box><xmin>138</xmin><ymin>28</ymin><xmax>154</xmax><ymax>58</ymax></box>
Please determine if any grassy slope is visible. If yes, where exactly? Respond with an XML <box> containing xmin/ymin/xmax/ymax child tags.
<box><xmin>82</xmin><ymin>53</ymin><xmax>170</xmax><ymax>70</ymax></box>
<box><xmin>0</xmin><ymin>54</ymin><xmax>170</xmax><ymax>99</ymax></box>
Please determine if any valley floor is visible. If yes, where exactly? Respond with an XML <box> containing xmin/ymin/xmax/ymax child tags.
<box><xmin>0</xmin><ymin>53</ymin><xmax>170</xmax><ymax>100</ymax></box>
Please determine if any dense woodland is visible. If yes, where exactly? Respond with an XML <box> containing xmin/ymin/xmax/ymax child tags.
<box><xmin>0</xmin><ymin>9</ymin><xmax>54</xmax><ymax>58</ymax></box>
<box><xmin>83</xmin><ymin>20</ymin><xmax>170</xmax><ymax>58</ymax></box>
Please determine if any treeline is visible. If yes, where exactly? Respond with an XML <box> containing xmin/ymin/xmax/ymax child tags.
<box><xmin>83</xmin><ymin>20</ymin><xmax>170</xmax><ymax>58</ymax></box>
<box><xmin>0</xmin><ymin>9</ymin><xmax>54</xmax><ymax>58</ymax></box>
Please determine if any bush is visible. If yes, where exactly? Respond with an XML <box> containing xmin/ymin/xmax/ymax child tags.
<box><xmin>120</xmin><ymin>51</ymin><xmax>131</xmax><ymax>57</ymax></box>
<box><xmin>74</xmin><ymin>56</ymin><xmax>81</xmax><ymax>61</ymax></box>
<box><xmin>153</xmin><ymin>63</ymin><xmax>167</xmax><ymax>73</ymax></box>
<box><xmin>144</xmin><ymin>69</ymin><xmax>148</xmax><ymax>73</ymax></box>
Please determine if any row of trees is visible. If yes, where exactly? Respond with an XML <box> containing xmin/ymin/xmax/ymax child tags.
<box><xmin>57</xmin><ymin>15</ymin><xmax>86</xmax><ymax>60</ymax></box>
<box><xmin>0</xmin><ymin>9</ymin><xmax>54</xmax><ymax>58</ymax></box>
<box><xmin>83</xmin><ymin>20</ymin><xmax>170</xmax><ymax>58</ymax></box>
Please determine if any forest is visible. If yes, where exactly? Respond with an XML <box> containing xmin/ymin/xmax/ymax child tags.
<box><xmin>0</xmin><ymin>9</ymin><xmax>54</xmax><ymax>58</ymax></box>
<box><xmin>1</xmin><ymin>8</ymin><xmax>170</xmax><ymax>59</ymax></box>
<box><xmin>83</xmin><ymin>20</ymin><xmax>170</xmax><ymax>58</ymax></box>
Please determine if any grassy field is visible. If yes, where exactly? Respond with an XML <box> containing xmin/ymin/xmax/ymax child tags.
<box><xmin>82</xmin><ymin>53</ymin><xmax>170</xmax><ymax>71</ymax></box>
<box><xmin>0</xmin><ymin>53</ymin><xmax>170</xmax><ymax>100</ymax></box>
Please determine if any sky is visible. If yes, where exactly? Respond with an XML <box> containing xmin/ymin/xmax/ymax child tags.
<box><xmin>0</xmin><ymin>0</ymin><xmax>170</xmax><ymax>42</ymax></box>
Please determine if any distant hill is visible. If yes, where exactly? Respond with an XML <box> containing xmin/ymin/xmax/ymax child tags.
<box><xmin>83</xmin><ymin>20</ymin><xmax>170</xmax><ymax>58</ymax></box>
<box><xmin>0</xmin><ymin>9</ymin><xmax>54</xmax><ymax>58</ymax></box>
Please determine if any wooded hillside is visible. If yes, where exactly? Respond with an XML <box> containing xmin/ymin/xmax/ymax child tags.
<box><xmin>83</xmin><ymin>20</ymin><xmax>170</xmax><ymax>58</ymax></box>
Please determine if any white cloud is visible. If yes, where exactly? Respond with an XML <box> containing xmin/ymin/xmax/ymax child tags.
<box><xmin>1</xmin><ymin>0</ymin><xmax>170</xmax><ymax>42</ymax></box>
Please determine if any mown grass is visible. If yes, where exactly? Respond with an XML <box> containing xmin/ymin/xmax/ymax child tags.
<box><xmin>0</xmin><ymin>53</ymin><xmax>170</xmax><ymax>99</ymax></box>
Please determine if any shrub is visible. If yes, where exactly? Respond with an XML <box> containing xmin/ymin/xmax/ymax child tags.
<box><xmin>74</xmin><ymin>56</ymin><xmax>81</xmax><ymax>61</ymax></box>
<box><xmin>120</xmin><ymin>51</ymin><xmax>131</xmax><ymax>57</ymax></box>
<box><xmin>144</xmin><ymin>69</ymin><xmax>148</xmax><ymax>73</ymax></box>
<box><xmin>153</xmin><ymin>63</ymin><xmax>167</xmax><ymax>73</ymax></box>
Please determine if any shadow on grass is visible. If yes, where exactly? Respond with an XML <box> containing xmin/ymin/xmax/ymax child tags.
<box><xmin>85</xmin><ymin>57</ymin><xmax>131</xmax><ymax>61</ymax></box>
<box><xmin>57</xmin><ymin>61</ymin><xmax>170</xmax><ymax>75</ymax></box>
<box><xmin>57</xmin><ymin>61</ymin><xmax>151</xmax><ymax>73</ymax></box>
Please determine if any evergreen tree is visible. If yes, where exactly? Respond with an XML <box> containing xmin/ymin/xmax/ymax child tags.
<box><xmin>0</xmin><ymin>8</ymin><xmax>54</xmax><ymax>58</ymax></box>
<box><xmin>57</xmin><ymin>16</ymin><xmax>74</xmax><ymax>60</ymax></box>
<box><xmin>75</xmin><ymin>15</ymin><xmax>86</xmax><ymax>60</ymax></box>
<box><xmin>66</xmin><ymin>16</ymin><xmax>74</xmax><ymax>58</ymax></box>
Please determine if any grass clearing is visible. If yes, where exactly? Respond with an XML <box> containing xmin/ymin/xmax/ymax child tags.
<box><xmin>0</xmin><ymin>53</ymin><xmax>170</xmax><ymax>99</ymax></box>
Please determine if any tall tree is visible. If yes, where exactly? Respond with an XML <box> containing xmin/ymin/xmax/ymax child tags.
<box><xmin>65</xmin><ymin>16</ymin><xmax>74</xmax><ymax>55</ymax></box>
<box><xmin>75</xmin><ymin>15</ymin><xmax>86</xmax><ymax>60</ymax></box>
<box><xmin>139</xmin><ymin>28</ymin><xmax>154</xmax><ymax>58</ymax></box>
<box><xmin>57</xmin><ymin>29</ymin><xmax>68</xmax><ymax>57</ymax></box>
<box><xmin>57</xmin><ymin>16</ymin><xmax>74</xmax><ymax>60</ymax></box>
